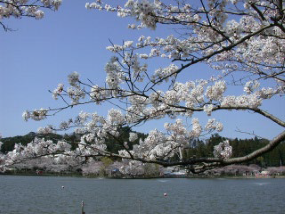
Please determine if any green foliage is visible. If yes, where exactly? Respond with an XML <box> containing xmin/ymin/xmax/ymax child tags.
<box><xmin>182</xmin><ymin>134</ymin><xmax>285</xmax><ymax>167</ymax></box>
<box><xmin>101</xmin><ymin>157</ymin><xmax>113</xmax><ymax>167</ymax></box>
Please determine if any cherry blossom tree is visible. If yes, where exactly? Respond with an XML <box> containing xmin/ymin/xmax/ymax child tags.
<box><xmin>1</xmin><ymin>0</ymin><xmax>285</xmax><ymax>174</ymax></box>
<box><xmin>0</xmin><ymin>0</ymin><xmax>62</xmax><ymax>31</ymax></box>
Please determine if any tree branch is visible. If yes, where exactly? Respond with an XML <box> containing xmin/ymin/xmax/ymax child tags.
<box><xmin>224</xmin><ymin>130</ymin><xmax>285</xmax><ymax>164</ymax></box>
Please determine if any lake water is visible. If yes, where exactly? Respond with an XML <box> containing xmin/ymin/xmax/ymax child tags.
<box><xmin>0</xmin><ymin>175</ymin><xmax>284</xmax><ymax>214</ymax></box>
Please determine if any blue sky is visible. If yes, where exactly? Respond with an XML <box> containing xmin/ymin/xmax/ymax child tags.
<box><xmin>0</xmin><ymin>1</ymin><xmax>284</xmax><ymax>140</ymax></box>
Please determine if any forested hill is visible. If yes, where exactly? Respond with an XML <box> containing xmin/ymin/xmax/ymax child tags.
<box><xmin>1</xmin><ymin>132</ymin><xmax>284</xmax><ymax>167</ymax></box>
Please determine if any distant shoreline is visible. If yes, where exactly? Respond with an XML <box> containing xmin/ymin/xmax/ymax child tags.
<box><xmin>1</xmin><ymin>171</ymin><xmax>285</xmax><ymax>179</ymax></box>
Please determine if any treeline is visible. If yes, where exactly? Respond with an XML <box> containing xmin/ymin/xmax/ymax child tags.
<box><xmin>179</xmin><ymin>134</ymin><xmax>285</xmax><ymax>167</ymax></box>
<box><xmin>1</xmin><ymin>131</ymin><xmax>284</xmax><ymax>167</ymax></box>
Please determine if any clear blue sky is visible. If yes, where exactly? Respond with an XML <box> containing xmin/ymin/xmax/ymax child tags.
<box><xmin>0</xmin><ymin>1</ymin><xmax>284</xmax><ymax>140</ymax></box>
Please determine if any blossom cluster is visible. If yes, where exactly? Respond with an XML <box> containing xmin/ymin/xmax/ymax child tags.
<box><xmin>129</xmin><ymin>132</ymin><xmax>138</xmax><ymax>142</ymax></box>
<box><xmin>7</xmin><ymin>0</ymin><xmax>284</xmax><ymax>171</ymax></box>
<box><xmin>205</xmin><ymin>119</ymin><xmax>223</xmax><ymax>132</ymax></box>
<box><xmin>213</xmin><ymin>140</ymin><xmax>233</xmax><ymax>159</ymax></box>
<box><xmin>3</xmin><ymin>138</ymin><xmax>71</xmax><ymax>167</ymax></box>
<box><xmin>37</xmin><ymin>126</ymin><xmax>55</xmax><ymax>134</ymax></box>
<box><xmin>131</xmin><ymin>129</ymin><xmax>173</xmax><ymax>160</ymax></box>
<box><xmin>119</xmin><ymin>160</ymin><xmax>145</xmax><ymax>176</ymax></box>
<box><xmin>105</xmin><ymin>57</ymin><xmax>124</xmax><ymax>89</ymax></box>
<box><xmin>64</xmin><ymin>72</ymin><xmax>86</xmax><ymax>104</ymax></box>
<box><xmin>22</xmin><ymin>108</ymin><xmax>48</xmax><ymax>121</ymax></box>
<box><xmin>206</xmin><ymin>81</ymin><xmax>227</xmax><ymax>101</ymax></box>
<box><xmin>67</xmin><ymin>87</ymin><xmax>85</xmax><ymax>105</ymax></box>
<box><xmin>87</xmin><ymin>0</ymin><xmax>284</xmax><ymax>85</ymax></box>
<box><xmin>52</xmin><ymin>83</ymin><xmax>64</xmax><ymax>100</ymax></box>
<box><xmin>0</xmin><ymin>0</ymin><xmax>62</xmax><ymax>22</ymax></box>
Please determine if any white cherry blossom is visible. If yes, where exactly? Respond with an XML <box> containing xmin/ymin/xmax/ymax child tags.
<box><xmin>2</xmin><ymin>0</ymin><xmax>285</xmax><ymax>173</ymax></box>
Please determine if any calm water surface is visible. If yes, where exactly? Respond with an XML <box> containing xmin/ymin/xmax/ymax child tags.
<box><xmin>0</xmin><ymin>175</ymin><xmax>284</xmax><ymax>214</ymax></box>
